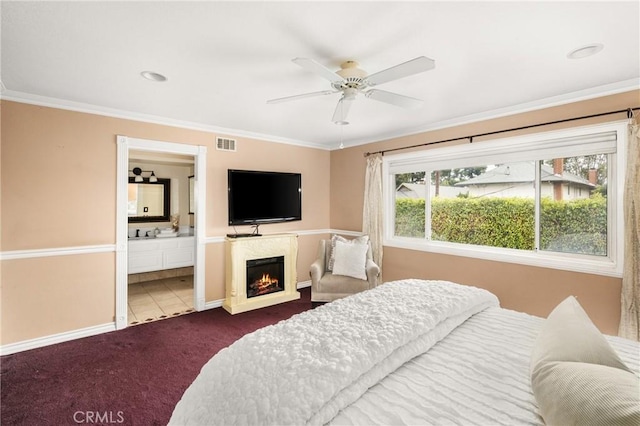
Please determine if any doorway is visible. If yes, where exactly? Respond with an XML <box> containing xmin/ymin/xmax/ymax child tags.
<box><xmin>115</xmin><ymin>136</ymin><xmax>207</xmax><ymax>330</ymax></box>
<box><xmin>127</xmin><ymin>151</ymin><xmax>196</xmax><ymax>325</ymax></box>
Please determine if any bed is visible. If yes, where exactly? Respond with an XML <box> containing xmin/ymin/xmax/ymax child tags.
<box><xmin>170</xmin><ymin>279</ymin><xmax>640</xmax><ymax>425</ymax></box>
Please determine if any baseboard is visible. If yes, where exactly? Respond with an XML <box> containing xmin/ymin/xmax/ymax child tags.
<box><xmin>203</xmin><ymin>298</ymin><xmax>224</xmax><ymax>310</ymax></box>
<box><xmin>2</xmin><ymin>283</ymin><xmax>312</xmax><ymax>355</ymax></box>
<box><xmin>0</xmin><ymin>322</ymin><xmax>116</xmax><ymax>356</ymax></box>
<box><xmin>297</xmin><ymin>280</ymin><xmax>311</xmax><ymax>289</ymax></box>
<box><xmin>203</xmin><ymin>282</ymin><xmax>310</xmax><ymax>311</ymax></box>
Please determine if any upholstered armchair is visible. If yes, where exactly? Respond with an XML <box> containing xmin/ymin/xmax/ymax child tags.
<box><xmin>310</xmin><ymin>237</ymin><xmax>380</xmax><ymax>302</ymax></box>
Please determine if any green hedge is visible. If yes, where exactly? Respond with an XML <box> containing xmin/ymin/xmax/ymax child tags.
<box><xmin>539</xmin><ymin>195</ymin><xmax>607</xmax><ymax>255</ymax></box>
<box><xmin>395</xmin><ymin>195</ymin><xmax>606</xmax><ymax>255</ymax></box>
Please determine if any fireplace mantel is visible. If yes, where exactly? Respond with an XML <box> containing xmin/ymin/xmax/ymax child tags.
<box><xmin>223</xmin><ymin>233</ymin><xmax>300</xmax><ymax>314</ymax></box>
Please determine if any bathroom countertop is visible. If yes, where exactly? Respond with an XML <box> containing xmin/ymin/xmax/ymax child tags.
<box><xmin>128</xmin><ymin>234</ymin><xmax>194</xmax><ymax>241</ymax></box>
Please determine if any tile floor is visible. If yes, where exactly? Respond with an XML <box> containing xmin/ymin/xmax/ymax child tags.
<box><xmin>127</xmin><ymin>275</ymin><xmax>194</xmax><ymax>325</ymax></box>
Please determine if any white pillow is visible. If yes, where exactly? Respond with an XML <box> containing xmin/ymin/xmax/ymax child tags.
<box><xmin>331</xmin><ymin>240</ymin><xmax>368</xmax><ymax>280</ymax></box>
<box><xmin>532</xmin><ymin>361</ymin><xmax>640</xmax><ymax>426</ymax></box>
<box><xmin>327</xmin><ymin>234</ymin><xmax>369</xmax><ymax>271</ymax></box>
<box><xmin>530</xmin><ymin>296</ymin><xmax>640</xmax><ymax>426</ymax></box>
<box><xmin>530</xmin><ymin>296</ymin><xmax>630</xmax><ymax>373</ymax></box>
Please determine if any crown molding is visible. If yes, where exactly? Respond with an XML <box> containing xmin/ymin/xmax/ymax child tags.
<box><xmin>0</xmin><ymin>90</ymin><xmax>331</xmax><ymax>151</ymax></box>
<box><xmin>2</xmin><ymin>78</ymin><xmax>637</xmax><ymax>152</ymax></box>
<box><xmin>341</xmin><ymin>78</ymin><xmax>640</xmax><ymax>149</ymax></box>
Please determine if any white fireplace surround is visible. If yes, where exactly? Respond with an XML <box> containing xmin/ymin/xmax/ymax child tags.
<box><xmin>223</xmin><ymin>233</ymin><xmax>300</xmax><ymax>314</ymax></box>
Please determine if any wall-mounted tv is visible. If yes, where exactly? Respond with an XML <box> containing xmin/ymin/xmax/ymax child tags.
<box><xmin>228</xmin><ymin>169</ymin><xmax>302</xmax><ymax>226</ymax></box>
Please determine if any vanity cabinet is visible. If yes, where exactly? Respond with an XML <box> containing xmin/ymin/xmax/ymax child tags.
<box><xmin>128</xmin><ymin>236</ymin><xmax>195</xmax><ymax>274</ymax></box>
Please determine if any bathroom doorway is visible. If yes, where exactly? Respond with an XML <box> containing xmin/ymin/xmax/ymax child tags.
<box><xmin>116</xmin><ymin>136</ymin><xmax>207</xmax><ymax>330</ymax></box>
<box><xmin>127</xmin><ymin>151</ymin><xmax>196</xmax><ymax>325</ymax></box>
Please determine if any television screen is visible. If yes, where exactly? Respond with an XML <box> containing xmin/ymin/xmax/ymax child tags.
<box><xmin>228</xmin><ymin>169</ymin><xmax>302</xmax><ymax>226</ymax></box>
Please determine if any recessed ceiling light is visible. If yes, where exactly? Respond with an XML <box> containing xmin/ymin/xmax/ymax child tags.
<box><xmin>567</xmin><ymin>43</ymin><xmax>604</xmax><ymax>59</ymax></box>
<box><xmin>140</xmin><ymin>71</ymin><xmax>167</xmax><ymax>82</ymax></box>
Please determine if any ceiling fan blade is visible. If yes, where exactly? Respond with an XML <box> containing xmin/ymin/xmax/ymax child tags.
<box><xmin>292</xmin><ymin>57</ymin><xmax>344</xmax><ymax>84</ymax></box>
<box><xmin>332</xmin><ymin>97</ymin><xmax>353</xmax><ymax>123</ymax></box>
<box><xmin>365</xmin><ymin>89</ymin><xmax>423</xmax><ymax>109</ymax></box>
<box><xmin>267</xmin><ymin>90</ymin><xmax>337</xmax><ymax>104</ymax></box>
<box><xmin>365</xmin><ymin>56</ymin><xmax>435</xmax><ymax>86</ymax></box>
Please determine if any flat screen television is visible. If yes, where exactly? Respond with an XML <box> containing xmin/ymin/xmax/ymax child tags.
<box><xmin>228</xmin><ymin>169</ymin><xmax>302</xmax><ymax>226</ymax></box>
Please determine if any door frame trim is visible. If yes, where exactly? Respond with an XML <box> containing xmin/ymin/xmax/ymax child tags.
<box><xmin>116</xmin><ymin>135</ymin><xmax>207</xmax><ymax>329</ymax></box>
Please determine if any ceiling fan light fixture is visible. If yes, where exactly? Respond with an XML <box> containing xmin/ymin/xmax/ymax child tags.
<box><xmin>567</xmin><ymin>43</ymin><xmax>604</xmax><ymax>59</ymax></box>
<box><xmin>336</xmin><ymin>61</ymin><xmax>367</xmax><ymax>79</ymax></box>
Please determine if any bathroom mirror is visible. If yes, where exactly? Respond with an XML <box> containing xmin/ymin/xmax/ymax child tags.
<box><xmin>128</xmin><ymin>178</ymin><xmax>171</xmax><ymax>223</ymax></box>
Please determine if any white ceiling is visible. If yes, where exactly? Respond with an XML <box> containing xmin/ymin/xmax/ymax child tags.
<box><xmin>2</xmin><ymin>1</ymin><xmax>639</xmax><ymax>150</ymax></box>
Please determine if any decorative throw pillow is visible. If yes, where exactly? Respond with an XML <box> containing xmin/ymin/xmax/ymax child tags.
<box><xmin>327</xmin><ymin>234</ymin><xmax>369</xmax><ymax>271</ymax></box>
<box><xmin>532</xmin><ymin>361</ymin><xmax>640</xmax><ymax>426</ymax></box>
<box><xmin>331</xmin><ymin>240</ymin><xmax>368</xmax><ymax>280</ymax></box>
<box><xmin>530</xmin><ymin>296</ymin><xmax>630</xmax><ymax>373</ymax></box>
<box><xmin>530</xmin><ymin>296</ymin><xmax>640</xmax><ymax>426</ymax></box>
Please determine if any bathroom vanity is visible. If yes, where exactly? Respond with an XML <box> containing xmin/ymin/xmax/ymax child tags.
<box><xmin>128</xmin><ymin>235</ymin><xmax>195</xmax><ymax>274</ymax></box>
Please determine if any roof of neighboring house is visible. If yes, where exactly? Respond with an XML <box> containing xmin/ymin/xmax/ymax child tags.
<box><xmin>396</xmin><ymin>183</ymin><xmax>467</xmax><ymax>198</ymax></box>
<box><xmin>454</xmin><ymin>162</ymin><xmax>596</xmax><ymax>188</ymax></box>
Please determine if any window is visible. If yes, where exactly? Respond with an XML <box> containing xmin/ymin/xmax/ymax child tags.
<box><xmin>539</xmin><ymin>154</ymin><xmax>608</xmax><ymax>257</ymax></box>
<box><xmin>384</xmin><ymin>122</ymin><xmax>627</xmax><ymax>277</ymax></box>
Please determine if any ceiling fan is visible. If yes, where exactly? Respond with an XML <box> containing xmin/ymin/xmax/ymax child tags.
<box><xmin>267</xmin><ymin>56</ymin><xmax>435</xmax><ymax>124</ymax></box>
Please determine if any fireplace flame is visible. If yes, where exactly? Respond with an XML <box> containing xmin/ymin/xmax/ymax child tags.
<box><xmin>247</xmin><ymin>269</ymin><xmax>283</xmax><ymax>298</ymax></box>
<box><xmin>258</xmin><ymin>273</ymin><xmax>278</xmax><ymax>288</ymax></box>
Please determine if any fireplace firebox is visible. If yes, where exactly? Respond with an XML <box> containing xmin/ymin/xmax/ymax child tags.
<box><xmin>246</xmin><ymin>256</ymin><xmax>285</xmax><ymax>298</ymax></box>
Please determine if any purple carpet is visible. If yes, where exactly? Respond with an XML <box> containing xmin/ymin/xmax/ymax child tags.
<box><xmin>1</xmin><ymin>288</ymin><xmax>313</xmax><ymax>425</ymax></box>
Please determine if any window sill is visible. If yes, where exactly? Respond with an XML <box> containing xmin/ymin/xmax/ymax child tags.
<box><xmin>385</xmin><ymin>237</ymin><xmax>622</xmax><ymax>278</ymax></box>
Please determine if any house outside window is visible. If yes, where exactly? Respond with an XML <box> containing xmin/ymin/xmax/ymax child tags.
<box><xmin>384</xmin><ymin>121</ymin><xmax>627</xmax><ymax>277</ymax></box>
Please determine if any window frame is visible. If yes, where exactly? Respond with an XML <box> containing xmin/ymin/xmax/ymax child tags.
<box><xmin>383</xmin><ymin>120</ymin><xmax>627</xmax><ymax>278</ymax></box>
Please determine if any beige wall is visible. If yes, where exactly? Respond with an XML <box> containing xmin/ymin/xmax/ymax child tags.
<box><xmin>2</xmin><ymin>103</ymin><xmax>117</xmax><ymax>250</ymax></box>
<box><xmin>383</xmin><ymin>248</ymin><xmax>621</xmax><ymax>334</ymax></box>
<box><xmin>0</xmin><ymin>100</ymin><xmax>330</xmax><ymax>345</ymax></box>
<box><xmin>2</xmin><ymin>253</ymin><xmax>116</xmax><ymax>343</ymax></box>
<box><xmin>330</xmin><ymin>90</ymin><xmax>640</xmax><ymax>335</ymax></box>
<box><xmin>1</xmin><ymin>90</ymin><xmax>636</xmax><ymax>346</ymax></box>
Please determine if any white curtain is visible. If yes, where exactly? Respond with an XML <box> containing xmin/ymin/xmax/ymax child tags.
<box><xmin>363</xmin><ymin>153</ymin><xmax>383</xmax><ymax>280</ymax></box>
<box><xmin>619</xmin><ymin>120</ymin><xmax>640</xmax><ymax>341</ymax></box>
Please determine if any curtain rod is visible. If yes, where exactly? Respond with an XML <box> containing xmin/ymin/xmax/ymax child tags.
<box><xmin>364</xmin><ymin>106</ymin><xmax>639</xmax><ymax>157</ymax></box>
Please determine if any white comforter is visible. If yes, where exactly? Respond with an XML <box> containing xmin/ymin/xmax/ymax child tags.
<box><xmin>330</xmin><ymin>305</ymin><xmax>640</xmax><ymax>426</ymax></box>
<box><xmin>331</xmin><ymin>306</ymin><xmax>546</xmax><ymax>425</ymax></box>
<box><xmin>170</xmin><ymin>279</ymin><xmax>499</xmax><ymax>425</ymax></box>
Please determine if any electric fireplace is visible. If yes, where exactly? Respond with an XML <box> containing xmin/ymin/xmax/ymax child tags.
<box><xmin>223</xmin><ymin>233</ymin><xmax>300</xmax><ymax>314</ymax></box>
<box><xmin>246</xmin><ymin>256</ymin><xmax>284</xmax><ymax>298</ymax></box>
